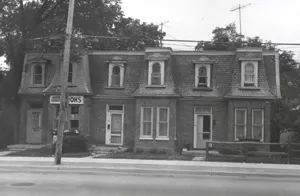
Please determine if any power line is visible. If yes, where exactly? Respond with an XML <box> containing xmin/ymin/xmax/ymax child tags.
<box><xmin>24</xmin><ymin>34</ymin><xmax>300</xmax><ymax>46</ymax></box>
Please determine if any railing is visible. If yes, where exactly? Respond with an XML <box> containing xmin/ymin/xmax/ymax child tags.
<box><xmin>205</xmin><ymin>141</ymin><xmax>300</xmax><ymax>164</ymax></box>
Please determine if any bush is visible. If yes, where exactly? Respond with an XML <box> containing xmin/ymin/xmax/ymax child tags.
<box><xmin>158</xmin><ymin>150</ymin><xmax>167</xmax><ymax>155</ymax></box>
<box><xmin>217</xmin><ymin>148</ymin><xmax>242</xmax><ymax>155</ymax></box>
<box><xmin>135</xmin><ymin>148</ymin><xmax>144</xmax><ymax>153</ymax></box>
<box><xmin>149</xmin><ymin>148</ymin><xmax>157</xmax><ymax>154</ymax></box>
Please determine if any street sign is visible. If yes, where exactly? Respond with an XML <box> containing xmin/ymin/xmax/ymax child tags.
<box><xmin>50</xmin><ymin>95</ymin><xmax>84</xmax><ymax>105</ymax></box>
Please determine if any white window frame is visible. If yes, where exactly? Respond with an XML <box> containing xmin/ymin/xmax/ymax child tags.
<box><xmin>148</xmin><ymin>61</ymin><xmax>165</xmax><ymax>85</ymax></box>
<box><xmin>241</xmin><ymin>61</ymin><xmax>258</xmax><ymax>87</ymax></box>
<box><xmin>252</xmin><ymin>109</ymin><xmax>264</xmax><ymax>142</ymax></box>
<box><xmin>156</xmin><ymin>107</ymin><xmax>170</xmax><ymax>140</ymax></box>
<box><xmin>234</xmin><ymin>108</ymin><xmax>247</xmax><ymax>140</ymax></box>
<box><xmin>140</xmin><ymin>106</ymin><xmax>153</xmax><ymax>139</ymax></box>
<box><xmin>31</xmin><ymin>63</ymin><xmax>45</xmax><ymax>86</ymax></box>
<box><xmin>195</xmin><ymin>64</ymin><xmax>211</xmax><ymax>87</ymax></box>
<box><xmin>108</xmin><ymin>63</ymin><xmax>124</xmax><ymax>87</ymax></box>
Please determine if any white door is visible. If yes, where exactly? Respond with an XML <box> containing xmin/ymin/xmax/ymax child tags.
<box><xmin>106</xmin><ymin>111</ymin><xmax>123</xmax><ymax>145</ymax></box>
<box><xmin>26</xmin><ymin>109</ymin><xmax>43</xmax><ymax>144</ymax></box>
<box><xmin>194</xmin><ymin>115</ymin><xmax>211</xmax><ymax>149</ymax></box>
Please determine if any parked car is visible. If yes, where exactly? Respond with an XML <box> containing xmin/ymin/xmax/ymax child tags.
<box><xmin>52</xmin><ymin>128</ymin><xmax>88</xmax><ymax>154</ymax></box>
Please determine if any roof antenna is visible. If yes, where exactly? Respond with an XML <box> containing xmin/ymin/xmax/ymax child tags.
<box><xmin>230</xmin><ymin>3</ymin><xmax>251</xmax><ymax>35</ymax></box>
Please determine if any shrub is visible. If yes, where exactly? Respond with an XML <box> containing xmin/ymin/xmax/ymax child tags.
<box><xmin>158</xmin><ymin>150</ymin><xmax>167</xmax><ymax>155</ymax></box>
<box><xmin>135</xmin><ymin>148</ymin><xmax>144</xmax><ymax>153</ymax></box>
<box><xmin>218</xmin><ymin>148</ymin><xmax>241</xmax><ymax>155</ymax></box>
<box><xmin>149</xmin><ymin>148</ymin><xmax>157</xmax><ymax>154</ymax></box>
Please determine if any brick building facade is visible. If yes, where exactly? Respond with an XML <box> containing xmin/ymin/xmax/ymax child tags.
<box><xmin>18</xmin><ymin>47</ymin><xmax>281</xmax><ymax>152</ymax></box>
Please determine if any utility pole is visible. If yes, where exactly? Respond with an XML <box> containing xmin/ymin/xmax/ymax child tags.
<box><xmin>230</xmin><ymin>3</ymin><xmax>251</xmax><ymax>35</ymax></box>
<box><xmin>159</xmin><ymin>21</ymin><xmax>169</xmax><ymax>47</ymax></box>
<box><xmin>55</xmin><ymin>0</ymin><xmax>75</xmax><ymax>165</ymax></box>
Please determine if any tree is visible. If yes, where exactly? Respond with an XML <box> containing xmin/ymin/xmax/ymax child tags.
<box><xmin>195</xmin><ymin>23</ymin><xmax>300</xmax><ymax>138</ymax></box>
<box><xmin>0</xmin><ymin>0</ymin><xmax>165</xmax><ymax>142</ymax></box>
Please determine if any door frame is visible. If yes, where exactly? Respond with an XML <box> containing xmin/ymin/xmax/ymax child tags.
<box><xmin>193</xmin><ymin>106</ymin><xmax>213</xmax><ymax>149</ymax></box>
<box><xmin>105</xmin><ymin>104</ymin><xmax>124</xmax><ymax>145</ymax></box>
<box><xmin>26</xmin><ymin>108</ymin><xmax>43</xmax><ymax>144</ymax></box>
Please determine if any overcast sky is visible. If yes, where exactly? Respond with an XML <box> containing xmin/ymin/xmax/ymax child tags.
<box><xmin>122</xmin><ymin>0</ymin><xmax>300</xmax><ymax>60</ymax></box>
<box><xmin>1</xmin><ymin>0</ymin><xmax>299</xmax><ymax>67</ymax></box>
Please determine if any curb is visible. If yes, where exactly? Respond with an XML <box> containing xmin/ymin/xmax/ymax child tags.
<box><xmin>1</xmin><ymin>163</ymin><xmax>300</xmax><ymax>179</ymax></box>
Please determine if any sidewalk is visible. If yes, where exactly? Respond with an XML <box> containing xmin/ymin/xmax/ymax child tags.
<box><xmin>1</xmin><ymin>156</ymin><xmax>300</xmax><ymax>178</ymax></box>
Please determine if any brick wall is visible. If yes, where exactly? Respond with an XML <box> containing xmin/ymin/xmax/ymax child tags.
<box><xmin>134</xmin><ymin>98</ymin><xmax>177</xmax><ymax>152</ymax></box>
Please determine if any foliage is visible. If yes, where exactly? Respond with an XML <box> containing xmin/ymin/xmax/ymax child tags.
<box><xmin>0</xmin><ymin>0</ymin><xmax>165</xmax><ymax>102</ymax></box>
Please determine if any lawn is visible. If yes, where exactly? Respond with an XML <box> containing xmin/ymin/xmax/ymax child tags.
<box><xmin>4</xmin><ymin>147</ymin><xmax>91</xmax><ymax>158</ymax></box>
<box><xmin>94</xmin><ymin>151</ymin><xmax>194</xmax><ymax>161</ymax></box>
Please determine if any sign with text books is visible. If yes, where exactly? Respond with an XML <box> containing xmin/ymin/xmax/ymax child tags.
<box><xmin>50</xmin><ymin>95</ymin><xmax>84</xmax><ymax>105</ymax></box>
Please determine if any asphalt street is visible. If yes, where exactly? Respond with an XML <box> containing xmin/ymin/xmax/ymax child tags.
<box><xmin>0</xmin><ymin>170</ymin><xmax>300</xmax><ymax>196</ymax></box>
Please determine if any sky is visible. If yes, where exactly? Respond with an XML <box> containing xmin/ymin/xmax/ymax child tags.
<box><xmin>1</xmin><ymin>0</ymin><xmax>300</xmax><ymax>68</ymax></box>
<box><xmin>121</xmin><ymin>0</ymin><xmax>300</xmax><ymax>60</ymax></box>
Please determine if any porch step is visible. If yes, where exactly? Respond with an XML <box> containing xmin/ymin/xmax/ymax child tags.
<box><xmin>182</xmin><ymin>149</ymin><xmax>219</xmax><ymax>156</ymax></box>
<box><xmin>192</xmin><ymin>156</ymin><xmax>206</xmax><ymax>161</ymax></box>
<box><xmin>7</xmin><ymin>144</ymin><xmax>45</xmax><ymax>151</ymax></box>
<box><xmin>89</xmin><ymin>145</ymin><xmax>128</xmax><ymax>153</ymax></box>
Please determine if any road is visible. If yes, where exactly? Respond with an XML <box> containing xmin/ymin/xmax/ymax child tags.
<box><xmin>0</xmin><ymin>170</ymin><xmax>300</xmax><ymax>196</ymax></box>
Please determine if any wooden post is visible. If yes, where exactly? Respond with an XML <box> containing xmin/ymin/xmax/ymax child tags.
<box><xmin>54</xmin><ymin>0</ymin><xmax>75</xmax><ymax>165</ymax></box>
<box><xmin>205</xmin><ymin>142</ymin><xmax>209</xmax><ymax>161</ymax></box>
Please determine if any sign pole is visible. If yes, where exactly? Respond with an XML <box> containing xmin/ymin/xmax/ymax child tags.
<box><xmin>55</xmin><ymin>0</ymin><xmax>75</xmax><ymax>165</ymax></box>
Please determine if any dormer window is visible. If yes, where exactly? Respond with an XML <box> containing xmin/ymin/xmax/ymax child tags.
<box><xmin>241</xmin><ymin>61</ymin><xmax>258</xmax><ymax>87</ymax></box>
<box><xmin>108</xmin><ymin>63</ymin><xmax>124</xmax><ymax>87</ymax></box>
<box><xmin>32</xmin><ymin>64</ymin><xmax>45</xmax><ymax>86</ymax></box>
<box><xmin>195</xmin><ymin>64</ymin><xmax>211</xmax><ymax>87</ymax></box>
<box><xmin>148</xmin><ymin>61</ymin><xmax>165</xmax><ymax>85</ymax></box>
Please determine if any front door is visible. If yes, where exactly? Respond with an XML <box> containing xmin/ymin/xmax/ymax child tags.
<box><xmin>194</xmin><ymin>115</ymin><xmax>211</xmax><ymax>149</ymax></box>
<box><xmin>106</xmin><ymin>105</ymin><xmax>124</xmax><ymax>145</ymax></box>
<box><xmin>26</xmin><ymin>109</ymin><xmax>43</xmax><ymax>144</ymax></box>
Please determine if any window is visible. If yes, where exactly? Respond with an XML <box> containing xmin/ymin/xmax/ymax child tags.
<box><xmin>68</xmin><ymin>63</ymin><xmax>73</xmax><ymax>83</ymax></box>
<box><xmin>195</xmin><ymin>64</ymin><xmax>211</xmax><ymax>87</ymax></box>
<box><xmin>70</xmin><ymin>120</ymin><xmax>79</xmax><ymax>129</ymax></box>
<box><xmin>33</xmin><ymin>64</ymin><xmax>44</xmax><ymax>85</ymax></box>
<box><xmin>148</xmin><ymin>61</ymin><xmax>165</xmax><ymax>85</ymax></box>
<box><xmin>234</xmin><ymin>108</ymin><xmax>247</xmax><ymax>140</ymax></box>
<box><xmin>156</xmin><ymin>107</ymin><xmax>169</xmax><ymax>139</ymax></box>
<box><xmin>241</xmin><ymin>61</ymin><xmax>258</xmax><ymax>87</ymax></box>
<box><xmin>71</xmin><ymin>105</ymin><xmax>79</xmax><ymax>114</ymax></box>
<box><xmin>108</xmin><ymin>63</ymin><xmax>124</xmax><ymax>87</ymax></box>
<box><xmin>252</xmin><ymin>109</ymin><xmax>264</xmax><ymax>141</ymax></box>
<box><xmin>140</xmin><ymin>107</ymin><xmax>153</xmax><ymax>139</ymax></box>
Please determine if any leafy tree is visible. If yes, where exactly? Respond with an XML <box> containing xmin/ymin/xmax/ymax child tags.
<box><xmin>195</xmin><ymin>23</ymin><xmax>300</xmax><ymax>138</ymax></box>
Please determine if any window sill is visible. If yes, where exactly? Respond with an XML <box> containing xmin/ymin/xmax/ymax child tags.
<box><xmin>139</xmin><ymin>137</ymin><xmax>153</xmax><ymax>140</ymax></box>
<box><xmin>193</xmin><ymin>87</ymin><xmax>213</xmax><ymax>91</ymax></box>
<box><xmin>28</xmin><ymin>85</ymin><xmax>45</xmax><ymax>88</ymax></box>
<box><xmin>145</xmin><ymin>85</ymin><xmax>166</xmax><ymax>88</ymax></box>
<box><xmin>239</xmin><ymin>87</ymin><xmax>261</xmax><ymax>90</ymax></box>
<box><xmin>155</xmin><ymin>138</ymin><xmax>169</xmax><ymax>141</ymax></box>
<box><xmin>105</xmin><ymin>86</ymin><xmax>125</xmax><ymax>90</ymax></box>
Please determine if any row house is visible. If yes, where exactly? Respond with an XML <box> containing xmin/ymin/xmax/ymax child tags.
<box><xmin>18</xmin><ymin>47</ymin><xmax>281</xmax><ymax>151</ymax></box>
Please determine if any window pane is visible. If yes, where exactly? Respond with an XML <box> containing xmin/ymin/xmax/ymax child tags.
<box><xmin>236</xmin><ymin>110</ymin><xmax>245</xmax><ymax>124</ymax></box>
<box><xmin>68</xmin><ymin>63</ymin><xmax>73</xmax><ymax>72</ymax></box>
<box><xmin>143</xmin><ymin>122</ymin><xmax>151</xmax><ymax>136</ymax></box>
<box><xmin>203</xmin><ymin>115</ymin><xmax>211</xmax><ymax>133</ymax></box>
<box><xmin>109</xmin><ymin>105</ymin><xmax>123</xmax><ymax>111</ymax></box>
<box><xmin>236</xmin><ymin>125</ymin><xmax>246</xmax><ymax>138</ymax></box>
<box><xmin>35</xmin><ymin>65</ymin><xmax>42</xmax><ymax>74</ymax></box>
<box><xmin>68</xmin><ymin>73</ymin><xmax>72</xmax><ymax>83</ymax></box>
<box><xmin>253</xmin><ymin>110</ymin><xmax>263</xmax><ymax>124</ymax></box>
<box><xmin>71</xmin><ymin>106</ymin><xmax>79</xmax><ymax>114</ymax></box>
<box><xmin>199</xmin><ymin>67</ymin><xmax>207</xmax><ymax>75</ymax></box>
<box><xmin>151</xmin><ymin>74</ymin><xmax>161</xmax><ymax>85</ymax></box>
<box><xmin>253</xmin><ymin>125</ymin><xmax>263</xmax><ymax>140</ymax></box>
<box><xmin>70</xmin><ymin>120</ymin><xmax>79</xmax><ymax>129</ymax></box>
<box><xmin>203</xmin><ymin>133</ymin><xmax>210</xmax><ymax>140</ymax></box>
<box><xmin>143</xmin><ymin>108</ymin><xmax>151</xmax><ymax>121</ymax></box>
<box><xmin>111</xmin><ymin>75</ymin><xmax>120</xmax><ymax>86</ymax></box>
<box><xmin>245</xmin><ymin>63</ymin><xmax>254</xmax><ymax>74</ymax></box>
<box><xmin>112</xmin><ymin>66</ymin><xmax>120</xmax><ymax>75</ymax></box>
<box><xmin>159</xmin><ymin>123</ymin><xmax>168</xmax><ymax>136</ymax></box>
<box><xmin>34</xmin><ymin>75</ymin><xmax>42</xmax><ymax>84</ymax></box>
<box><xmin>152</xmin><ymin>63</ymin><xmax>161</xmax><ymax>73</ymax></box>
<box><xmin>159</xmin><ymin>108</ymin><xmax>168</xmax><ymax>121</ymax></box>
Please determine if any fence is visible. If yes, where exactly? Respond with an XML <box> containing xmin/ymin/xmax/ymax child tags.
<box><xmin>205</xmin><ymin>141</ymin><xmax>300</xmax><ymax>164</ymax></box>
